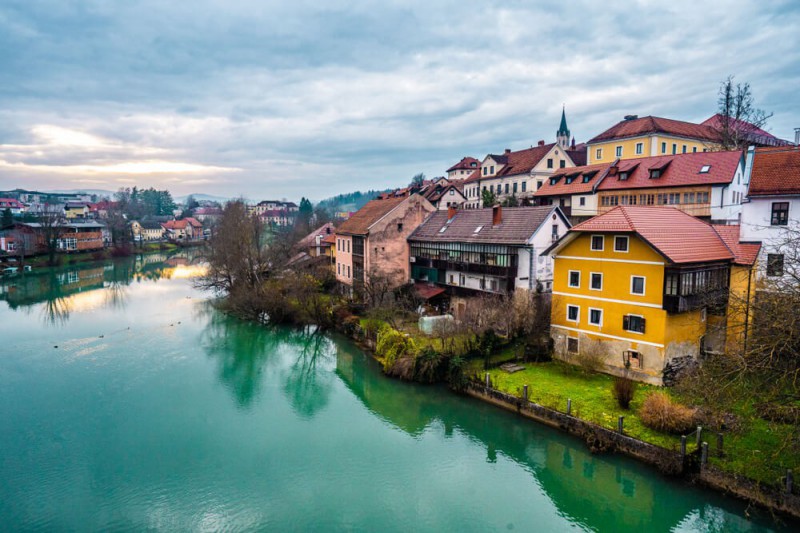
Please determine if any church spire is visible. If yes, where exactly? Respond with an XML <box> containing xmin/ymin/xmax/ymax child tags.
<box><xmin>557</xmin><ymin>105</ymin><xmax>570</xmax><ymax>148</ymax></box>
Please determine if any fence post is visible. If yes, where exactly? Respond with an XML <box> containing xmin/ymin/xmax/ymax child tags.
<box><xmin>696</xmin><ymin>426</ymin><xmax>703</xmax><ymax>449</ymax></box>
<box><xmin>618</xmin><ymin>416</ymin><xmax>624</xmax><ymax>434</ymax></box>
<box><xmin>680</xmin><ymin>436</ymin><xmax>687</xmax><ymax>458</ymax></box>
<box><xmin>485</xmin><ymin>372</ymin><xmax>490</xmax><ymax>388</ymax></box>
<box><xmin>716</xmin><ymin>433</ymin><xmax>724</xmax><ymax>457</ymax></box>
<box><xmin>567</xmin><ymin>399</ymin><xmax>572</xmax><ymax>416</ymax></box>
<box><xmin>523</xmin><ymin>384</ymin><xmax>529</xmax><ymax>402</ymax></box>
<box><xmin>701</xmin><ymin>442</ymin><xmax>708</xmax><ymax>468</ymax></box>
<box><xmin>787</xmin><ymin>470</ymin><xmax>794</xmax><ymax>495</ymax></box>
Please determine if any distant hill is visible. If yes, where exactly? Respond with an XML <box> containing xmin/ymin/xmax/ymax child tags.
<box><xmin>175</xmin><ymin>193</ymin><xmax>230</xmax><ymax>205</ymax></box>
<box><xmin>316</xmin><ymin>189</ymin><xmax>391</xmax><ymax>213</ymax></box>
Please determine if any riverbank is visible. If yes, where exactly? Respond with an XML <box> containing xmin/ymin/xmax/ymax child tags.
<box><xmin>337</xmin><ymin>319</ymin><xmax>800</xmax><ymax>521</ymax></box>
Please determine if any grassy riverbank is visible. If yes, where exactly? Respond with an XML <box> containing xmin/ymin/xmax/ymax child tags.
<box><xmin>465</xmin><ymin>354</ymin><xmax>798</xmax><ymax>487</ymax></box>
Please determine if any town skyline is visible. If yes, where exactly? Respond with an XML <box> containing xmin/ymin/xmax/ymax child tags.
<box><xmin>0</xmin><ymin>1</ymin><xmax>798</xmax><ymax>201</ymax></box>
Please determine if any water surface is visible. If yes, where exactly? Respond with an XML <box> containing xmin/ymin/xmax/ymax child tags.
<box><xmin>0</xmin><ymin>254</ymin><xmax>790</xmax><ymax>531</ymax></box>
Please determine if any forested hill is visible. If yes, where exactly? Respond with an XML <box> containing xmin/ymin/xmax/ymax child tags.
<box><xmin>316</xmin><ymin>189</ymin><xmax>391</xmax><ymax>213</ymax></box>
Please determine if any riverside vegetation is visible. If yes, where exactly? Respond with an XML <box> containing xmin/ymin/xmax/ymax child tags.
<box><xmin>200</xmin><ymin>201</ymin><xmax>799</xmax><ymax>498</ymax></box>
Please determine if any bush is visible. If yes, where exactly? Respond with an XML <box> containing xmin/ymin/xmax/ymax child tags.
<box><xmin>415</xmin><ymin>347</ymin><xmax>444</xmax><ymax>383</ymax></box>
<box><xmin>612</xmin><ymin>376</ymin><xmax>637</xmax><ymax>409</ymax></box>
<box><xmin>639</xmin><ymin>392</ymin><xmax>696</xmax><ymax>434</ymax></box>
<box><xmin>376</xmin><ymin>325</ymin><xmax>417</xmax><ymax>373</ymax></box>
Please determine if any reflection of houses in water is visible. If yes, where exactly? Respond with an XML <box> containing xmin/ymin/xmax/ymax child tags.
<box><xmin>0</xmin><ymin>266</ymin><xmax>105</xmax><ymax>309</ymax></box>
<box><xmin>333</xmin><ymin>342</ymin><xmax>757</xmax><ymax>530</ymax></box>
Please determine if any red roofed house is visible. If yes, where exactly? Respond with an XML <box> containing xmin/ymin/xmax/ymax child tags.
<box><xmin>462</xmin><ymin>110</ymin><xmax>583</xmax><ymax>209</ymax></box>
<box><xmin>162</xmin><ymin>218</ymin><xmax>204</xmax><ymax>241</ymax></box>
<box><xmin>533</xmin><ymin>150</ymin><xmax>747</xmax><ymax>223</ymax></box>
<box><xmin>0</xmin><ymin>198</ymin><xmax>25</xmax><ymax>215</ymax></box>
<box><xmin>335</xmin><ymin>194</ymin><xmax>435</xmax><ymax>298</ymax></box>
<box><xmin>741</xmin><ymin>146</ymin><xmax>800</xmax><ymax>281</ymax></box>
<box><xmin>546</xmin><ymin>206</ymin><xmax>756</xmax><ymax>384</ymax></box>
<box><xmin>446</xmin><ymin>157</ymin><xmax>480</xmax><ymax>180</ymax></box>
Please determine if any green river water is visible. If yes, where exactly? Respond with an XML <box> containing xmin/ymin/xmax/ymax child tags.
<box><xmin>0</xmin><ymin>253</ymin><xmax>792</xmax><ymax>531</ymax></box>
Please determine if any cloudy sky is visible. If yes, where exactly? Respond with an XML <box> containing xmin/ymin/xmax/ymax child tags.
<box><xmin>0</xmin><ymin>0</ymin><xmax>798</xmax><ymax>202</ymax></box>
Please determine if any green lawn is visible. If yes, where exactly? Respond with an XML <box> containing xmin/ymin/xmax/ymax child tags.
<box><xmin>466</xmin><ymin>355</ymin><xmax>799</xmax><ymax>485</ymax></box>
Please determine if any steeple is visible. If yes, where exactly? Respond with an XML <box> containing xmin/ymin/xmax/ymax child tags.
<box><xmin>557</xmin><ymin>105</ymin><xmax>570</xmax><ymax>148</ymax></box>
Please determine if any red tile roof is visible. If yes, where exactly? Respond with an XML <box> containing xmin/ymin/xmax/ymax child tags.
<box><xmin>534</xmin><ymin>151</ymin><xmax>743</xmax><ymax>197</ymax></box>
<box><xmin>597</xmin><ymin>150</ymin><xmax>742</xmax><ymax>191</ymax></box>
<box><xmin>462</xmin><ymin>168</ymin><xmax>482</xmax><ymax>184</ymax></box>
<box><xmin>494</xmin><ymin>143</ymin><xmax>558</xmax><ymax>178</ymax></box>
<box><xmin>296</xmin><ymin>222</ymin><xmax>336</xmax><ymax>249</ymax></box>
<box><xmin>702</xmin><ymin>114</ymin><xmax>790</xmax><ymax>147</ymax></box>
<box><xmin>747</xmin><ymin>146</ymin><xmax>800</xmax><ymax>197</ymax></box>
<box><xmin>414</xmin><ymin>282</ymin><xmax>446</xmax><ymax>300</ymax></box>
<box><xmin>447</xmin><ymin>157</ymin><xmax>481</xmax><ymax>172</ymax></box>
<box><xmin>712</xmin><ymin>224</ymin><xmax>761</xmax><ymax>266</ymax></box>
<box><xmin>0</xmin><ymin>198</ymin><xmax>23</xmax><ymax>208</ymax></box>
<box><xmin>162</xmin><ymin>217</ymin><xmax>202</xmax><ymax>231</ymax></box>
<box><xmin>336</xmin><ymin>196</ymin><xmax>406</xmax><ymax>235</ymax></box>
<box><xmin>569</xmin><ymin>206</ymin><xmax>734</xmax><ymax>264</ymax></box>
<box><xmin>588</xmin><ymin>116</ymin><xmax>721</xmax><ymax>144</ymax></box>
<box><xmin>533</xmin><ymin>162</ymin><xmax>610</xmax><ymax>197</ymax></box>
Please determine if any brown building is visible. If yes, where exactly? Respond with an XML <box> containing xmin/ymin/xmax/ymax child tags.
<box><xmin>335</xmin><ymin>194</ymin><xmax>435</xmax><ymax>295</ymax></box>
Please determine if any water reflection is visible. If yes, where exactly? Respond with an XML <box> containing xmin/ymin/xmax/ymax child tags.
<box><xmin>282</xmin><ymin>329</ymin><xmax>335</xmax><ymax>419</ymax></box>
<box><xmin>0</xmin><ymin>250</ymin><xmax>204</xmax><ymax>326</ymax></box>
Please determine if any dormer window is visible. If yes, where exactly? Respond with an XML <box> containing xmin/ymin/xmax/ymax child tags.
<box><xmin>649</xmin><ymin>169</ymin><xmax>661</xmax><ymax>179</ymax></box>
<box><xmin>700</xmin><ymin>165</ymin><xmax>711</xmax><ymax>173</ymax></box>
<box><xmin>618</xmin><ymin>171</ymin><xmax>629</xmax><ymax>181</ymax></box>
<box><xmin>473</xmin><ymin>225</ymin><xmax>483</xmax><ymax>234</ymax></box>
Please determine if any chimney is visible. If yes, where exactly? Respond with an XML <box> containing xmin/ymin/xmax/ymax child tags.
<box><xmin>492</xmin><ymin>204</ymin><xmax>502</xmax><ymax>226</ymax></box>
<box><xmin>571</xmin><ymin>137</ymin><xmax>576</xmax><ymax>149</ymax></box>
<box><xmin>795</xmin><ymin>128</ymin><xmax>800</xmax><ymax>146</ymax></box>
<box><xmin>447</xmin><ymin>205</ymin><xmax>457</xmax><ymax>220</ymax></box>
<box><xmin>504</xmin><ymin>148</ymin><xmax>511</xmax><ymax>155</ymax></box>
<box><xmin>608</xmin><ymin>164</ymin><xmax>618</xmax><ymax>176</ymax></box>
<box><xmin>624</xmin><ymin>114</ymin><xmax>638</xmax><ymax>121</ymax></box>
<box><xmin>538</xmin><ymin>140</ymin><xmax>545</xmax><ymax>146</ymax></box>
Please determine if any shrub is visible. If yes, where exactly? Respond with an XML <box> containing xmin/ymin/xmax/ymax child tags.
<box><xmin>376</xmin><ymin>325</ymin><xmax>417</xmax><ymax>373</ymax></box>
<box><xmin>639</xmin><ymin>392</ymin><xmax>697</xmax><ymax>434</ymax></box>
<box><xmin>415</xmin><ymin>347</ymin><xmax>444</xmax><ymax>383</ymax></box>
<box><xmin>612</xmin><ymin>376</ymin><xmax>637</xmax><ymax>409</ymax></box>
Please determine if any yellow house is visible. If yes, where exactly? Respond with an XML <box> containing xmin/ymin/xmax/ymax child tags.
<box><xmin>64</xmin><ymin>202</ymin><xmax>91</xmax><ymax>219</ymax></box>
<box><xmin>546</xmin><ymin>206</ymin><xmax>755</xmax><ymax>384</ymax></box>
<box><xmin>586</xmin><ymin>116</ymin><xmax>722</xmax><ymax>165</ymax></box>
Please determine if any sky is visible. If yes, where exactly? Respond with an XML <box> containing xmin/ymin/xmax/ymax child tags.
<box><xmin>0</xmin><ymin>0</ymin><xmax>798</xmax><ymax>202</ymax></box>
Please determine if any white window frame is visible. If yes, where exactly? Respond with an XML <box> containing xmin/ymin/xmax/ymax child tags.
<box><xmin>615</xmin><ymin>146</ymin><xmax>623</xmax><ymax>157</ymax></box>
<box><xmin>624</xmin><ymin>313</ymin><xmax>645</xmax><ymax>335</ymax></box>
<box><xmin>588</xmin><ymin>307</ymin><xmax>603</xmax><ymax>327</ymax></box>
<box><xmin>595</xmin><ymin>148</ymin><xmax>602</xmax><ymax>160</ymax></box>
<box><xmin>635</xmin><ymin>142</ymin><xmax>643</xmax><ymax>155</ymax></box>
<box><xmin>630</xmin><ymin>275</ymin><xmax>646</xmax><ymax>296</ymax></box>
<box><xmin>590</xmin><ymin>235</ymin><xmax>604</xmax><ymax>251</ymax></box>
<box><xmin>590</xmin><ymin>272</ymin><xmax>603</xmax><ymax>291</ymax></box>
<box><xmin>566</xmin><ymin>304</ymin><xmax>580</xmax><ymax>323</ymax></box>
<box><xmin>568</xmin><ymin>270</ymin><xmax>581</xmax><ymax>288</ymax></box>
<box><xmin>614</xmin><ymin>235</ymin><xmax>629</xmax><ymax>253</ymax></box>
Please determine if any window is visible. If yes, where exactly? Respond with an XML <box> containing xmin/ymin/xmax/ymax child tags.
<box><xmin>505</xmin><ymin>183</ymin><xmax>509</xmax><ymax>194</ymax></box>
<box><xmin>567</xmin><ymin>305</ymin><xmax>579</xmax><ymax>322</ymax></box>
<box><xmin>579</xmin><ymin>197</ymin><xmax>586</xmax><ymax>206</ymax></box>
<box><xmin>635</xmin><ymin>142</ymin><xmax>643</xmax><ymax>155</ymax></box>
<box><xmin>497</xmin><ymin>184</ymin><xmax>502</xmax><ymax>194</ymax></box>
<box><xmin>449</xmin><ymin>189</ymin><xmax>454</xmax><ymax>195</ymax></box>
<box><xmin>547</xmin><ymin>158</ymin><xmax>553</xmax><ymax>169</ymax></box>
<box><xmin>682</xmin><ymin>145</ymin><xmax>687</xmax><ymax>154</ymax></box>
<box><xmin>591</xmin><ymin>235</ymin><xmax>604</xmax><ymax>251</ymax></box>
<box><xmin>537</xmin><ymin>181</ymin><xmax>543</xmax><ymax>189</ymax></box>
<box><xmin>483</xmin><ymin>167</ymin><xmax>487</xmax><ymax>175</ymax></box>
<box><xmin>631</xmin><ymin>276</ymin><xmax>645</xmax><ymax>295</ymax></box>
<box><xmin>661</xmin><ymin>142</ymin><xmax>666</xmax><ymax>154</ymax></box>
<box><xmin>614</xmin><ymin>236</ymin><xmax>629</xmax><ymax>252</ymax></box>
<box><xmin>521</xmin><ymin>182</ymin><xmax>527</xmax><ymax>192</ymax></box>
<box><xmin>347</xmin><ymin>265</ymin><xmax>351</xmax><ymax>278</ymax></box>
<box><xmin>589</xmin><ymin>308</ymin><xmax>603</xmax><ymax>326</ymax></box>
<box><xmin>568</xmin><ymin>270</ymin><xmax>581</xmax><ymax>288</ymax></box>
<box><xmin>337</xmin><ymin>263</ymin><xmax>341</xmax><ymax>275</ymax></box>
<box><xmin>700</xmin><ymin>165</ymin><xmax>711</xmax><ymax>173</ymax></box>
<box><xmin>672</xmin><ymin>143</ymin><xmax>677</xmax><ymax>155</ymax></box>
<box><xmin>624</xmin><ymin>350</ymin><xmax>643</xmax><ymax>369</ymax></box>
<box><xmin>618</xmin><ymin>171</ymin><xmax>629</xmax><ymax>181</ymax></box>
<box><xmin>590</xmin><ymin>273</ymin><xmax>603</xmax><ymax>290</ymax></box>
<box><xmin>490</xmin><ymin>165</ymin><xmax>495</xmax><ymax>174</ymax></box>
<box><xmin>560</xmin><ymin>160</ymin><xmax>566</xmax><ymax>168</ymax></box>
<box><xmin>771</xmin><ymin>202</ymin><xmax>789</xmax><ymax>226</ymax></box>
<box><xmin>596</xmin><ymin>148</ymin><xmax>602</xmax><ymax>160</ymax></box>
<box><xmin>513</xmin><ymin>182</ymin><xmax>518</xmax><ymax>193</ymax></box>
<box><xmin>567</xmin><ymin>337</ymin><xmax>579</xmax><ymax>353</ymax></box>
<box><xmin>767</xmin><ymin>253</ymin><xmax>784</xmax><ymax>276</ymax></box>
<box><xmin>692</xmin><ymin>147</ymin><xmax>697</xmax><ymax>153</ymax></box>
<box><xmin>649</xmin><ymin>169</ymin><xmax>661</xmax><ymax>179</ymax></box>
<box><xmin>615</xmin><ymin>146</ymin><xmax>623</xmax><ymax>157</ymax></box>
<box><xmin>552</xmin><ymin>224</ymin><xmax>559</xmax><ymax>240</ymax></box>
<box><xmin>623</xmin><ymin>315</ymin><xmax>646</xmax><ymax>334</ymax></box>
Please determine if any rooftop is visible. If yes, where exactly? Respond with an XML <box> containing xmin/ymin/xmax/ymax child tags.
<box><xmin>336</xmin><ymin>196</ymin><xmax>407</xmax><ymax>235</ymax></box>
<box><xmin>568</xmin><ymin>206</ymin><xmax>734</xmax><ymax>264</ymax></box>
<box><xmin>588</xmin><ymin>115</ymin><xmax>720</xmax><ymax>144</ymax></box>
<box><xmin>747</xmin><ymin>146</ymin><xmax>800</xmax><ymax>197</ymax></box>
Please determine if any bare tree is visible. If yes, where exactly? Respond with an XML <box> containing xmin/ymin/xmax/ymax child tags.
<box><xmin>715</xmin><ymin>76</ymin><xmax>773</xmax><ymax>150</ymax></box>
<box><xmin>38</xmin><ymin>204</ymin><xmax>66</xmax><ymax>266</ymax></box>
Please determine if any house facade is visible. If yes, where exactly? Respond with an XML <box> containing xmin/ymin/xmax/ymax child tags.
<box><xmin>586</xmin><ymin>115</ymin><xmax>723</xmax><ymax>165</ymax></box>
<box><xmin>446</xmin><ymin>157</ymin><xmax>480</xmax><ymax>180</ymax></box>
<box><xmin>0</xmin><ymin>198</ymin><xmax>24</xmax><ymax>215</ymax></box>
<box><xmin>547</xmin><ymin>206</ymin><xmax>751</xmax><ymax>384</ymax></box>
<box><xmin>740</xmin><ymin>146</ymin><xmax>800</xmax><ymax>281</ymax></box>
<box><xmin>335</xmin><ymin>195</ymin><xmax>436</xmax><ymax>293</ymax></box>
<box><xmin>131</xmin><ymin>220</ymin><xmax>165</xmax><ymax>242</ymax></box>
<box><xmin>408</xmin><ymin>205</ymin><xmax>571</xmax><ymax>296</ymax></box>
<box><xmin>533</xmin><ymin>150</ymin><xmax>747</xmax><ymax>224</ymax></box>
<box><xmin>162</xmin><ymin>218</ymin><xmax>203</xmax><ymax>241</ymax></box>
<box><xmin>64</xmin><ymin>202</ymin><xmax>92</xmax><ymax>219</ymax></box>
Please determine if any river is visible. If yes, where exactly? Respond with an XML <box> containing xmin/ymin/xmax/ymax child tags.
<box><xmin>0</xmin><ymin>254</ymin><xmax>790</xmax><ymax>531</ymax></box>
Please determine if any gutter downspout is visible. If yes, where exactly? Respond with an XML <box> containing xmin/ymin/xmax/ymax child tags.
<box><xmin>529</xmin><ymin>245</ymin><xmax>535</xmax><ymax>291</ymax></box>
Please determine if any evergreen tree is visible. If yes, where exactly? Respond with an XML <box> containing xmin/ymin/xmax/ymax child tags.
<box><xmin>481</xmin><ymin>188</ymin><xmax>497</xmax><ymax>207</ymax></box>
<box><xmin>1</xmin><ymin>208</ymin><xmax>12</xmax><ymax>229</ymax></box>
